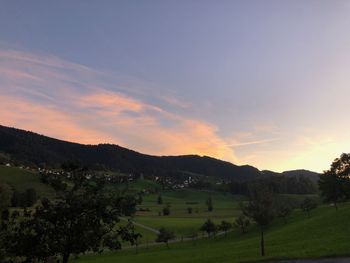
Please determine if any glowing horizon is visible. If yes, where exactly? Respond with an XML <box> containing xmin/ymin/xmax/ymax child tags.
<box><xmin>1</xmin><ymin>1</ymin><xmax>350</xmax><ymax>173</ymax></box>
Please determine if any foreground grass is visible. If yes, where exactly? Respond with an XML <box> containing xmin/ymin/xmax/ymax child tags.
<box><xmin>73</xmin><ymin>203</ymin><xmax>350</xmax><ymax>263</ymax></box>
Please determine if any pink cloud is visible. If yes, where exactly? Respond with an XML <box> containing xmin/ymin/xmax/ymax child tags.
<box><xmin>0</xmin><ymin>48</ymin><xmax>237</xmax><ymax>163</ymax></box>
<box><xmin>0</xmin><ymin>96</ymin><xmax>115</xmax><ymax>144</ymax></box>
<box><xmin>79</xmin><ymin>91</ymin><xmax>144</xmax><ymax>113</ymax></box>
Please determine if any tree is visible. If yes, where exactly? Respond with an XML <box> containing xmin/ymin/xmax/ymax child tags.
<box><xmin>10</xmin><ymin>191</ymin><xmax>23</xmax><ymax>207</ymax></box>
<box><xmin>300</xmin><ymin>198</ymin><xmax>317</xmax><ymax>218</ymax></box>
<box><xmin>119</xmin><ymin>221</ymin><xmax>142</xmax><ymax>254</ymax></box>
<box><xmin>200</xmin><ymin>219</ymin><xmax>216</xmax><ymax>238</ymax></box>
<box><xmin>0</xmin><ymin>184</ymin><xmax>12</xmax><ymax>212</ymax></box>
<box><xmin>156</xmin><ymin>227</ymin><xmax>175</xmax><ymax>248</ymax></box>
<box><xmin>5</xmin><ymin>171</ymin><xmax>139</xmax><ymax>263</ymax></box>
<box><xmin>121</xmin><ymin>195</ymin><xmax>137</xmax><ymax>216</ymax></box>
<box><xmin>0</xmin><ymin>185</ymin><xmax>11</xmax><ymax>262</ymax></box>
<box><xmin>10</xmin><ymin>188</ymin><xmax>38</xmax><ymax>208</ymax></box>
<box><xmin>162</xmin><ymin>205</ymin><xmax>170</xmax><ymax>216</ymax></box>
<box><xmin>206</xmin><ymin>196</ymin><xmax>213</xmax><ymax>212</ymax></box>
<box><xmin>319</xmin><ymin>154</ymin><xmax>350</xmax><ymax>209</ymax></box>
<box><xmin>241</xmin><ymin>184</ymin><xmax>274</xmax><ymax>256</ymax></box>
<box><xmin>218</xmin><ymin>220</ymin><xmax>232</xmax><ymax>236</ymax></box>
<box><xmin>157</xmin><ymin>195</ymin><xmax>163</xmax><ymax>204</ymax></box>
<box><xmin>319</xmin><ymin>172</ymin><xmax>345</xmax><ymax>210</ymax></box>
<box><xmin>277</xmin><ymin>206</ymin><xmax>291</xmax><ymax>224</ymax></box>
<box><xmin>234</xmin><ymin>215</ymin><xmax>250</xmax><ymax>233</ymax></box>
<box><xmin>136</xmin><ymin>194</ymin><xmax>143</xmax><ymax>205</ymax></box>
<box><xmin>24</xmin><ymin>188</ymin><xmax>37</xmax><ymax>207</ymax></box>
<box><xmin>187</xmin><ymin>207</ymin><xmax>193</xmax><ymax>214</ymax></box>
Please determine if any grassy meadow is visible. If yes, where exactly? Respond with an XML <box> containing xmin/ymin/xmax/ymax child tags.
<box><xmin>2</xmin><ymin>165</ymin><xmax>345</xmax><ymax>263</ymax></box>
<box><xmin>132</xmin><ymin>188</ymin><xmax>243</xmax><ymax>237</ymax></box>
<box><xmin>0</xmin><ymin>165</ymin><xmax>55</xmax><ymax>198</ymax></box>
<box><xmin>73</xmin><ymin>203</ymin><xmax>350</xmax><ymax>263</ymax></box>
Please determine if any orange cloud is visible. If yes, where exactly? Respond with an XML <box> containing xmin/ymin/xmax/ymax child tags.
<box><xmin>0</xmin><ymin>48</ymin><xmax>237</xmax><ymax>163</ymax></box>
<box><xmin>79</xmin><ymin>91</ymin><xmax>144</xmax><ymax>113</ymax></box>
<box><xmin>0</xmin><ymin>96</ymin><xmax>114</xmax><ymax>144</ymax></box>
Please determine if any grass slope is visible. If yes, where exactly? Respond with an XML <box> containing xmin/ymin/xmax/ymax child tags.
<box><xmin>73</xmin><ymin>203</ymin><xmax>350</xmax><ymax>263</ymax></box>
<box><xmin>0</xmin><ymin>165</ymin><xmax>54</xmax><ymax>198</ymax></box>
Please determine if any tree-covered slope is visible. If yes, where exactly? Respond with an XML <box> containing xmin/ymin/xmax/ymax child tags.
<box><xmin>0</xmin><ymin>125</ymin><xmax>320</xmax><ymax>182</ymax></box>
<box><xmin>0</xmin><ymin>125</ymin><xmax>260</xmax><ymax>180</ymax></box>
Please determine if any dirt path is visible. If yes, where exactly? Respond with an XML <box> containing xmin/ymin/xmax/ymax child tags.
<box><xmin>119</xmin><ymin>217</ymin><xmax>160</xmax><ymax>234</ymax></box>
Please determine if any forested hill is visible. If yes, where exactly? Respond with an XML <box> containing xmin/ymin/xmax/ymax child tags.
<box><xmin>0</xmin><ymin>125</ymin><xmax>319</xmax><ymax>181</ymax></box>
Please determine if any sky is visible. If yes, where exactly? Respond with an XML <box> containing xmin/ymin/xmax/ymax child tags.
<box><xmin>1</xmin><ymin>0</ymin><xmax>350</xmax><ymax>172</ymax></box>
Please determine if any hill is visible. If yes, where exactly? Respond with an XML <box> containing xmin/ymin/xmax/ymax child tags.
<box><xmin>0</xmin><ymin>125</ymin><xmax>259</xmax><ymax>180</ymax></box>
<box><xmin>0</xmin><ymin>125</ymin><xmax>319</xmax><ymax>182</ymax></box>
<box><xmin>0</xmin><ymin>165</ymin><xmax>55</xmax><ymax>198</ymax></box>
<box><xmin>282</xmin><ymin>169</ymin><xmax>320</xmax><ymax>183</ymax></box>
<box><xmin>72</xmin><ymin>203</ymin><xmax>350</xmax><ymax>263</ymax></box>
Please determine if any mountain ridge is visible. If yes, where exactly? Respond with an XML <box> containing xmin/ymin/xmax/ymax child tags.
<box><xmin>0</xmin><ymin>124</ymin><xmax>319</xmax><ymax>181</ymax></box>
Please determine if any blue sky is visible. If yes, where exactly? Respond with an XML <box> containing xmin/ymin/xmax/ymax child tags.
<box><xmin>1</xmin><ymin>0</ymin><xmax>350</xmax><ymax>172</ymax></box>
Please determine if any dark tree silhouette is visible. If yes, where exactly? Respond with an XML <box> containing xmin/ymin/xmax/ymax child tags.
<box><xmin>200</xmin><ymin>219</ymin><xmax>216</xmax><ymax>238</ymax></box>
<box><xmin>162</xmin><ymin>205</ymin><xmax>171</xmax><ymax>216</ymax></box>
<box><xmin>4</xmin><ymin>169</ymin><xmax>139</xmax><ymax>263</ymax></box>
<box><xmin>206</xmin><ymin>196</ymin><xmax>213</xmax><ymax>212</ymax></box>
<box><xmin>300</xmin><ymin>198</ymin><xmax>317</xmax><ymax>218</ymax></box>
<box><xmin>24</xmin><ymin>188</ymin><xmax>37</xmax><ymax>207</ymax></box>
<box><xmin>156</xmin><ymin>227</ymin><xmax>175</xmax><ymax>248</ymax></box>
<box><xmin>319</xmin><ymin>153</ymin><xmax>350</xmax><ymax>209</ymax></box>
<box><xmin>241</xmin><ymin>184</ymin><xmax>274</xmax><ymax>257</ymax></box>
<box><xmin>157</xmin><ymin>195</ymin><xmax>163</xmax><ymax>204</ymax></box>
<box><xmin>0</xmin><ymin>183</ymin><xmax>12</xmax><ymax>212</ymax></box>
<box><xmin>277</xmin><ymin>206</ymin><xmax>292</xmax><ymax>224</ymax></box>
<box><xmin>121</xmin><ymin>195</ymin><xmax>137</xmax><ymax>216</ymax></box>
<box><xmin>234</xmin><ymin>214</ymin><xmax>250</xmax><ymax>233</ymax></box>
<box><xmin>218</xmin><ymin>220</ymin><xmax>232</xmax><ymax>236</ymax></box>
<box><xmin>119</xmin><ymin>221</ymin><xmax>142</xmax><ymax>254</ymax></box>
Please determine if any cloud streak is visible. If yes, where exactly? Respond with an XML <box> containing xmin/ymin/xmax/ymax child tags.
<box><xmin>227</xmin><ymin>138</ymin><xmax>278</xmax><ymax>147</ymax></box>
<box><xmin>0</xmin><ymin>48</ymin><xmax>237</xmax><ymax>163</ymax></box>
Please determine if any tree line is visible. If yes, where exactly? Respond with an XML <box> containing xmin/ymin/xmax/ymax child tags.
<box><xmin>226</xmin><ymin>174</ymin><xmax>317</xmax><ymax>196</ymax></box>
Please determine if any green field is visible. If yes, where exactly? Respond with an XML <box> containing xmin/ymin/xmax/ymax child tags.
<box><xmin>131</xmin><ymin>183</ymin><xmax>319</xmax><ymax>238</ymax></box>
<box><xmin>73</xmin><ymin>203</ymin><xmax>350</xmax><ymax>263</ymax></box>
<box><xmin>2</xmin><ymin>166</ymin><xmax>340</xmax><ymax>263</ymax></box>
<box><xmin>0</xmin><ymin>165</ymin><xmax>55</xmax><ymax>198</ymax></box>
<box><xmin>132</xmin><ymin>189</ymin><xmax>243</xmax><ymax>237</ymax></box>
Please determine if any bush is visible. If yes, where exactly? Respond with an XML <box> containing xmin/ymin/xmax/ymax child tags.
<box><xmin>0</xmin><ymin>183</ymin><xmax>13</xmax><ymax>211</ymax></box>
<box><xmin>10</xmin><ymin>188</ymin><xmax>37</xmax><ymax>208</ymax></box>
<box><xmin>162</xmin><ymin>206</ymin><xmax>170</xmax><ymax>216</ymax></box>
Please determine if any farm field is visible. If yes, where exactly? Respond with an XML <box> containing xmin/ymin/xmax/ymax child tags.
<box><xmin>73</xmin><ymin>203</ymin><xmax>350</xmax><ymax>263</ymax></box>
<box><xmin>128</xmin><ymin>182</ymin><xmax>320</xmax><ymax>239</ymax></box>
<box><xmin>0</xmin><ymin>166</ymin><xmax>320</xmax><ymax>240</ymax></box>
<box><xmin>132</xmin><ymin>188</ymin><xmax>243</xmax><ymax>237</ymax></box>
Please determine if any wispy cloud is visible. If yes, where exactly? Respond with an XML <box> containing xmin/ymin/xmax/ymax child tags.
<box><xmin>0</xmin><ymin>48</ymin><xmax>237</xmax><ymax>163</ymax></box>
<box><xmin>228</xmin><ymin>138</ymin><xmax>278</xmax><ymax>147</ymax></box>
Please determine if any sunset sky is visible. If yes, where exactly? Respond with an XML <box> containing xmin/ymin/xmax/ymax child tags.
<box><xmin>1</xmin><ymin>1</ymin><xmax>350</xmax><ymax>172</ymax></box>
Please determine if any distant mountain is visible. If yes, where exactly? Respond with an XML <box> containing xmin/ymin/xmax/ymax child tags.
<box><xmin>282</xmin><ymin>169</ymin><xmax>320</xmax><ymax>183</ymax></box>
<box><xmin>262</xmin><ymin>169</ymin><xmax>320</xmax><ymax>183</ymax></box>
<box><xmin>0</xmin><ymin>125</ymin><xmax>320</xmax><ymax>182</ymax></box>
<box><xmin>0</xmin><ymin>125</ymin><xmax>261</xmax><ymax>181</ymax></box>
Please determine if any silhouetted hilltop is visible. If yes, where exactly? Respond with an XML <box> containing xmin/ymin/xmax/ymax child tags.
<box><xmin>0</xmin><ymin>125</ymin><xmax>319</xmax><ymax>181</ymax></box>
